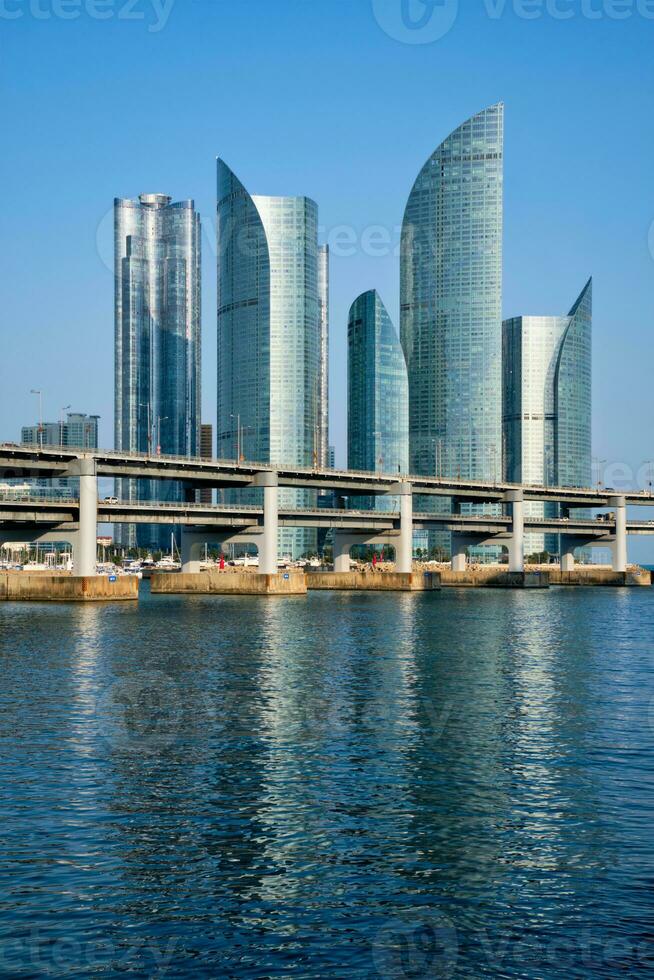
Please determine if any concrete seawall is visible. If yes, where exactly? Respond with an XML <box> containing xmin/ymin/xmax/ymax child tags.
<box><xmin>151</xmin><ymin>570</ymin><xmax>308</xmax><ymax>596</ymax></box>
<box><xmin>428</xmin><ymin>565</ymin><xmax>650</xmax><ymax>588</ymax></box>
<box><xmin>548</xmin><ymin>568</ymin><xmax>651</xmax><ymax>587</ymax></box>
<box><xmin>438</xmin><ymin>569</ymin><xmax>550</xmax><ymax>589</ymax></box>
<box><xmin>307</xmin><ymin>571</ymin><xmax>441</xmax><ymax>591</ymax></box>
<box><xmin>0</xmin><ymin>573</ymin><xmax>139</xmax><ymax>601</ymax></box>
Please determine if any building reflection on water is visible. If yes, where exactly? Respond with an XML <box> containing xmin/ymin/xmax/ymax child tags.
<box><xmin>4</xmin><ymin>588</ymin><xmax>649</xmax><ymax>975</ymax></box>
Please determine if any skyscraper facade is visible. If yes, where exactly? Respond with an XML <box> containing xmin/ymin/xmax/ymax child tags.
<box><xmin>114</xmin><ymin>192</ymin><xmax>201</xmax><ymax>548</ymax></box>
<box><xmin>217</xmin><ymin>160</ymin><xmax>324</xmax><ymax>558</ymax></box>
<box><xmin>400</xmin><ymin>104</ymin><xmax>504</xmax><ymax>554</ymax></box>
<box><xmin>318</xmin><ymin>244</ymin><xmax>330</xmax><ymax>469</ymax></box>
<box><xmin>347</xmin><ymin>290</ymin><xmax>409</xmax><ymax>510</ymax></box>
<box><xmin>503</xmin><ymin>279</ymin><xmax>592</xmax><ymax>558</ymax></box>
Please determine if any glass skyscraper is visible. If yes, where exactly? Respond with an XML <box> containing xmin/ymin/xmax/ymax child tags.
<box><xmin>318</xmin><ymin>244</ymin><xmax>330</xmax><ymax>469</ymax></box>
<box><xmin>400</xmin><ymin>104</ymin><xmax>504</xmax><ymax>555</ymax></box>
<box><xmin>347</xmin><ymin>290</ymin><xmax>409</xmax><ymax>511</ymax></box>
<box><xmin>217</xmin><ymin>160</ymin><xmax>325</xmax><ymax>559</ymax></box>
<box><xmin>503</xmin><ymin>279</ymin><xmax>592</xmax><ymax>558</ymax></box>
<box><xmin>114</xmin><ymin>193</ymin><xmax>201</xmax><ymax>549</ymax></box>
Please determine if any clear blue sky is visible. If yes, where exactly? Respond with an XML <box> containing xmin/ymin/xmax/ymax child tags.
<box><xmin>1</xmin><ymin>0</ymin><xmax>653</xmax><ymax>557</ymax></box>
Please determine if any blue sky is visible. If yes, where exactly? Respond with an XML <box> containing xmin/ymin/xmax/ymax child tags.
<box><xmin>1</xmin><ymin>0</ymin><xmax>653</xmax><ymax>556</ymax></box>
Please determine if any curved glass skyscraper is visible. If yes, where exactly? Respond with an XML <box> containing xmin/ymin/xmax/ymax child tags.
<box><xmin>217</xmin><ymin>160</ymin><xmax>325</xmax><ymax>558</ymax></box>
<box><xmin>400</xmin><ymin>104</ymin><xmax>504</xmax><ymax>554</ymax></box>
<box><xmin>114</xmin><ymin>193</ymin><xmax>201</xmax><ymax>548</ymax></box>
<box><xmin>503</xmin><ymin>279</ymin><xmax>592</xmax><ymax>557</ymax></box>
<box><xmin>347</xmin><ymin>290</ymin><xmax>408</xmax><ymax>510</ymax></box>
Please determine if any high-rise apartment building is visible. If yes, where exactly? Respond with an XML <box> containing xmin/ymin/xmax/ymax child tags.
<box><xmin>22</xmin><ymin>413</ymin><xmax>99</xmax><ymax>450</ymax></box>
<box><xmin>217</xmin><ymin>160</ymin><xmax>326</xmax><ymax>558</ymax></box>
<box><xmin>503</xmin><ymin>279</ymin><xmax>592</xmax><ymax>558</ymax></box>
<box><xmin>347</xmin><ymin>290</ymin><xmax>409</xmax><ymax>510</ymax></box>
<box><xmin>318</xmin><ymin>245</ymin><xmax>330</xmax><ymax>469</ymax></box>
<box><xmin>21</xmin><ymin>412</ymin><xmax>99</xmax><ymax>498</ymax></box>
<box><xmin>400</xmin><ymin>104</ymin><xmax>504</xmax><ymax>555</ymax></box>
<box><xmin>114</xmin><ymin>192</ymin><xmax>201</xmax><ymax>548</ymax></box>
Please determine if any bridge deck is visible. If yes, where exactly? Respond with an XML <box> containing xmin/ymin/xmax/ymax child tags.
<box><xmin>2</xmin><ymin>443</ymin><xmax>654</xmax><ymax>507</ymax></box>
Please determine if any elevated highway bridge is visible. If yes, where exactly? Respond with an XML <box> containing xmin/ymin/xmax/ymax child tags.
<box><xmin>2</xmin><ymin>444</ymin><xmax>653</xmax><ymax>576</ymax></box>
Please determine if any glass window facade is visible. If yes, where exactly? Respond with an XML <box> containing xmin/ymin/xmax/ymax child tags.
<box><xmin>318</xmin><ymin>244</ymin><xmax>330</xmax><ymax>470</ymax></box>
<box><xmin>217</xmin><ymin>161</ymin><xmax>325</xmax><ymax>559</ymax></box>
<box><xmin>347</xmin><ymin>290</ymin><xmax>409</xmax><ymax>511</ymax></box>
<box><xmin>400</xmin><ymin>104</ymin><xmax>504</xmax><ymax>556</ymax></box>
<box><xmin>503</xmin><ymin>279</ymin><xmax>592</xmax><ymax>557</ymax></box>
<box><xmin>114</xmin><ymin>193</ymin><xmax>201</xmax><ymax>549</ymax></box>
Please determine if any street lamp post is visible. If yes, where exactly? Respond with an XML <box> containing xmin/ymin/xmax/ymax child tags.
<box><xmin>139</xmin><ymin>402</ymin><xmax>152</xmax><ymax>454</ymax></box>
<box><xmin>594</xmin><ymin>457</ymin><xmax>607</xmax><ymax>490</ymax></box>
<box><xmin>156</xmin><ymin>416</ymin><xmax>169</xmax><ymax>456</ymax></box>
<box><xmin>230</xmin><ymin>413</ymin><xmax>240</xmax><ymax>465</ymax></box>
<box><xmin>60</xmin><ymin>405</ymin><xmax>71</xmax><ymax>447</ymax></box>
<box><xmin>30</xmin><ymin>389</ymin><xmax>43</xmax><ymax>449</ymax></box>
<box><xmin>432</xmin><ymin>438</ymin><xmax>443</xmax><ymax>479</ymax></box>
<box><xmin>645</xmin><ymin>460</ymin><xmax>654</xmax><ymax>496</ymax></box>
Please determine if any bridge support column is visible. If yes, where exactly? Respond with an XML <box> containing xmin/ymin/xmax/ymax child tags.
<box><xmin>506</xmin><ymin>490</ymin><xmax>524</xmax><ymax>573</ymax></box>
<box><xmin>561</xmin><ymin>548</ymin><xmax>576</xmax><ymax>573</ymax></box>
<box><xmin>611</xmin><ymin>496</ymin><xmax>627</xmax><ymax>573</ymax></box>
<box><xmin>396</xmin><ymin>483</ymin><xmax>413</xmax><ymax>574</ymax></box>
<box><xmin>258</xmin><ymin>473</ymin><xmax>278</xmax><ymax>576</ymax></box>
<box><xmin>77</xmin><ymin>459</ymin><xmax>98</xmax><ymax>577</ymax></box>
<box><xmin>181</xmin><ymin>530</ymin><xmax>202</xmax><ymax>574</ymax></box>
<box><xmin>451</xmin><ymin>536</ymin><xmax>468</xmax><ymax>572</ymax></box>
<box><xmin>333</xmin><ymin>533</ymin><xmax>352</xmax><ymax>573</ymax></box>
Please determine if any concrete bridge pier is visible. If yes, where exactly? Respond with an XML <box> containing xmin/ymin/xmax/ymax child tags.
<box><xmin>256</xmin><ymin>472</ymin><xmax>279</xmax><ymax>576</ymax></box>
<box><xmin>451</xmin><ymin>535</ymin><xmax>471</xmax><ymax>572</ymax></box>
<box><xmin>561</xmin><ymin>547</ymin><xmax>576</xmax><ymax>573</ymax></box>
<box><xmin>610</xmin><ymin>495</ymin><xmax>628</xmax><ymax>573</ymax></box>
<box><xmin>180</xmin><ymin>530</ymin><xmax>205</xmax><ymax>574</ymax></box>
<box><xmin>395</xmin><ymin>482</ymin><xmax>413</xmax><ymax>575</ymax></box>
<box><xmin>560</xmin><ymin>534</ymin><xmax>592</xmax><ymax>572</ymax></box>
<box><xmin>333</xmin><ymin>533</ymin><xmax>355</xmax><ymax>573</ymax></box>
<box><xmin>180</xmin><ymin>527</ymin><xmax>265</xmax><ymax>573</ymax></box>
<box><xmin>505</xmin><ymin>490</ymin><xmax>525</xmax><ymax>573</ymax></box>
<box><xmin>64</xmin><ymin>458</ymin><xmax>98</xmax><ymax>576</ymax></box>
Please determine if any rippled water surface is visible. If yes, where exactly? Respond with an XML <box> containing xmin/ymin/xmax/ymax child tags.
<box><xmin>1</xmin><ymin>585</ymin><xmax>653</xmax><ymax>978</ymax></box>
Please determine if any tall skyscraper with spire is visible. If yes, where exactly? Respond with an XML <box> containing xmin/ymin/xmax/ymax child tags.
<box><xmin>114</xmin><ymin>192</ymin><xmax>201</xmax><ymax>548</ymax></box>
<box><xmin>400</xmin><ymin>104</ymin><xmax>504</xmax><ymax>555</ymax></box>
